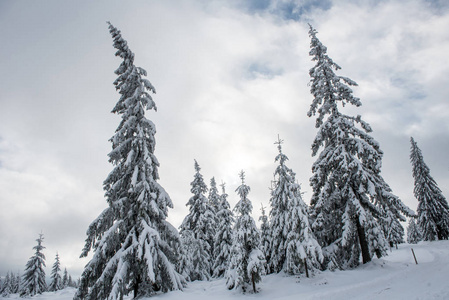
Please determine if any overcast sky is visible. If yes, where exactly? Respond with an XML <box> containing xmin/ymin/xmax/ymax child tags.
<box><xmin>1</xmin><ymin>0</ymin><xmax>448</xmax><ymax>279</ymax></box>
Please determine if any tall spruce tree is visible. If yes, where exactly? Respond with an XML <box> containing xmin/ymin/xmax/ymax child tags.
<box><xmin>269</xmin><ymin>137</ymin><xmax>323</xmax><ymax>274</ymax></box>
<box><xmin>212</xmin><ymin>182</ymin><xmax>234</xmax><ymax>278</ymax></box>
<box><xmin>306</xmin><ymin>25</ymin><xmax>413</xmax><ymax>269</ymax></box>
<box><xmin>179</xmin><ymin>160</ymin><xmax>213</xmax><ymax>280</ymax></box>
<box><xmin>48</xmin><ymin>253</ymin><xmax>63</xmax><ymax>292</ymax></box>
<box><xmin>226</xmin><ymin>171</ymin><xmax>265</xmax><ymax>293</ymax></box>
<box><xmin>21</xmin><ymin>233</ymin><xmax>47</xmax><ymax>297</ymax></box>
<box><xmin>74</xmin><ymin>23</ymin><xmax>184</xmax><ymax>300</ymax></box>
<box><xmin>410</xmin><ymin>137</ymin><xmax>449</xmax><ymax>241</ymax></box>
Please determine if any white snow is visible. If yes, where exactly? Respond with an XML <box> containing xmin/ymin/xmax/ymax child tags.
<box><xmin>3</xmin><ymin>241</ymin><xmax>449</xmax><ymax>299</ymax></box>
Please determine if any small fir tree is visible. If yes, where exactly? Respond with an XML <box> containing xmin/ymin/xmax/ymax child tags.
<box><xmin>306</xmin><ymin>25</ymin><xmax>413</xmax><ymax>269</ymax></box>
<box><xmin>381</xmin><ymin>209</ymin><xmax>405</xmax><ymax>248</ymax></box>
<box><xmin>68</xmin><ymin>275</ymin><xmax>74</xmax><ymax>288</ymax></box>
<box><xmin>258</xmin><ymin>204</ymin><xmax>271</xmax><ymax>267</ymax></box>
<box><xmin>212</xmin><ymin>182</ymin><xmax>234</xmax><ymax>278</ymax></box>
<box><xmin>62</xmin><ymin>268</ymin><xmax>68</xmax><ymax>288</ymax></box>
<box><xmin>48</xmin><ymin>253</ymin><xmax>63</xmax><ymax>292</ymax></box>
<box><xmin>179</xmin><ymin>160</ymin><xmax>214</xmax><ymax>280</ymax></box>
<box><xmin>226</xmin><ymin>171</ymin><xmax>265</xmax><ymax>293</ymax></box>
<box><xmin>177</xmin><ymin>230</ymin><xmax>194</xmax><ymax>281</ymax></box>
<box><xmin>207</xmin><ymin>177</ymin><xmax>220</xmax><ymax>261</ymax></box>
<box><xmin>21</xmin><ymin>233</ymin><xmax>47</xmax><ymax>297</ymax></box>
<box><xmin>208</xmin><ymin>177</ymin><xmax>221</xmax><ymax>211</ymax></box>
<box><xmin>1</xmin><ymin>271</ymin><xmax>12</xmax><ymax>296</ymax></box>
<box><xmin>269</xmin><ymin>137</ymin><xmax>323</xmax><ymax>275</ymax></box>
<box><xmin>13</xmin><ymin>272</ymin><xmax>21</xmax><ymax>294</ymax></box>
<box><xmin>74</xmin><ymin>23</ymin><xmax>184</xmax><ymax>300</ymax></box>
<box><xmin>407</xmin><ymin>218</ymin><xmax>422</xmax><ymax>244</ymax></box>
<box><xmin>410</xmin><ymin>137</ymin><xmax>449</xmax><ymax>241</ymax></box>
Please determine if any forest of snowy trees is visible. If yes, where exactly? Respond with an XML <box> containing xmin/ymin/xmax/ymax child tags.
<box><xmin>69</xmin><ymin>22</ymin><xmax>449</xmax><ymax>299</ymax></box>
<box><xmin>3</xmin><ymin>21</ymin><xmax>449</xmax><ymax>300</ymax></box>
<box><xmin>0</xmin><ymin>233</ymin><xmax>77</xmax><ymax>298</ymax></box>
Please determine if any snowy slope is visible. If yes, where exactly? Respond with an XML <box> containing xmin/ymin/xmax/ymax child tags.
<box><xmin>3</xmin><ymin>241</ymin><xmax>449</xmax><ymax>300</ymax></box>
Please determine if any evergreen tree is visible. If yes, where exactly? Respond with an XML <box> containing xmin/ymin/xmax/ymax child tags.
<box><xmin>177</xmin><ymin>230</ymin><xmax>194</xmax><ymax>281</ymax></box>
<box><xmin>49</xmin><ymin>253</ymin><xmax>63</xmax><ymax>292</ymax></box>
<box><xmin>13</xmin><ymin>272</ymin><xmax>21</xmax><ymax>294</ymax></box>
<box><xmin>1</xmin><ymin>271</ymin><xmax>12</xmax><ymax>296</ymax></box>
<box><xmin>74</xmin><ymin>23</ymin><xmax>184</xmax><ymax>300</ymax></box>
<box><xmin>68</xmin><ymin>275</ymin><xmax>74</xmax><ymax>288</ymax></box>
<box><xmin>258</xmin><ymin>204</ymin><xmax>271</xmax><ymax>268</ymax></box>
<box><xmin>269</xmin><ymin>137</ymin><xmax>323</xmax><ymax>275</ymax></box>
<box><xmin>306</xmin><ymin>25</ymin><xmax>413</xmax><ymax>270</ymax></box>
<box><xmin>212</xmin><ymin>182</ymin><xmax>234</xmax><ymax>278</ymax></box>
<box><xmin>62</xmin><ymin>268</ymin><xmax>68</xmax><ymax>288</ymax></box>
<box><xmin>226</xmin><ymin>171</ymin><xmax>265</xmax><ymax>293</ymax></box>
<box><xmin>410</xmin><ymin>137</ymin><xmax>449</xmax><ymax>241</ymax></box>
<box><xmin>381</xmin><ymin>209</ymin><xmax>405</xmax><ymax>248</ymax></box>
<box><xmin>21</xmin><ymin>233</ymin><xmax>47</xmax><ymax>297</ymax></box>
<box><xmin>209</xmin><ymin>177</ymin><xmax>221</xmax><ymax>211</ymax></box>
<box><xmin>407</xmin><ymin>218</ymin><xmax>422</xmax><ymax>244</ymax></box>
<box><xmin>207</xmin><ymin>177</ymin><xmax>220</xmax><ymax>261</ymax></box>
<box><xmin>179</xmin><ymin>160</ymin><xmax>214</xmax><ymax>280</ymax></box>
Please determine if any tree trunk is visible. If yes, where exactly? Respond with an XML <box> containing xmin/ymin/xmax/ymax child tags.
<box><xmin>356</xmin><ymin>219</ymin><xmax>371</xmax><ymax>264</ymax></box>
<box><xmin>133</xmin><ymin>275</ymin><xmax>141</xmax><ymax>299</ymax></box>
<box><xmin>251</xmin><ymin>272</ymin><xmax>256</xmax><ymax>293</ymax></box>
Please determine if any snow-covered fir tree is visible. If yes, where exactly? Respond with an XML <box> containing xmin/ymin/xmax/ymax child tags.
<box><xmin>177</xmin><ymin>230</ymin><xmax>194</xmax><ymax>281</ymax></box>
<box><xmin>209</xmin><ymin>177</ymin><xmax>221</xmax><ymax>211</ymax></box>
<box><xmin>269</xmin><ymin>137</ymin><xmax>323</xmax><ymax>275</ymax></box>
<box><xmin>226</xmin><ymin>171</ymin><xmax>265</xmax><ymax>293</ymax></box>
<box><xmin>410</xmin><ymin>137</ymin><xmax>449</xmax><ymax>241</ymax></box>
<box><xmin>407</xmin><ymin>218</ymin><xmax>422</xmax><ymax>244</ymax></box>
<box><xmin>381</xmin><ymin>209</ymin><xmax>405</xmax><ymax>248</ymax></box>
<box><xmin>48</xmin><ymin>253</ymin><xmax>63</xmax><ymax>292</ymax></box>
<box><xmin>179</xmin><ymin>160</ymin><xmax>214</xmax><ymax>280</ymax></box>
<box><xmin>74</xmin><ymin>23</ymin><xmax>184</xmax><ymax>300</ymax></box>
<box><xmin>212</xmin><ymin>182</ymin><xmax>234</xmax><ymax>278</ymax></box>
<box><xmin>1</xmin><ymin>271</ymin><xmax>12</xmax><ymax>296</ymax></box>
<box><xmin>258</xmin><ymin>204</ymin><xmax>271</xmax><ymax>267</ymax></box>
<box><xmin>8</xmin><ymin>271</ymin><xmax>20</xmax><ymax>294</ymax></box>
<box><xmin>21</xmin><ymin>233</ymin><xmax>47</xmax><ymax>297</ymax></box>
<box><xmin>208</xmin><ymin>177</ymin><xmax>220</xmax><ymax>261</ymax></box>
<box><xmin>306</xmin><ymin>25</ymin><xmax>413</xmax><ymax>270</ymax></box>
<box><xmin>62</xmin><ymin>268</ymin><xmax>68</xmax><ymax>288</ymax></box>
<box><xmin>68</xmin><ymin>275</ymin><xmax>75</xmax><ymax>288</ymax></box>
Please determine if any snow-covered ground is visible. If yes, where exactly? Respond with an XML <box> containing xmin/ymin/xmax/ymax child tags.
<box><xmin>4</xmin><ymin>241</ymin><xmax>449</xmax><ymax>300</ymax></box>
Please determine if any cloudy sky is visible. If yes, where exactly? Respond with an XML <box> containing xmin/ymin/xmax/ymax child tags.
<box><xmin>1</xmin><ymin>0</ymin><xmax>448</xmax><ymax>278</ymax></box>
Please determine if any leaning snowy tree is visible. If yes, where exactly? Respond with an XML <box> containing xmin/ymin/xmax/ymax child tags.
<box><xmin>226</xmin><ymin>171</ymin><xmax>265</xmax><ymax>293</ymax></box>
<box><xmin>410</xmin><ymin>137</ymin><xmax>449</xmax><ymax>241</ymax></box>
<box><xmin>212</xmin><ymin>182</ymin><xmax>234</xmax><ymax>278</ymax></box>
<box><xmin>269</xmin><ymin>137</ymin><xmax>323</xmax><ymax>275</ymax></box>
<box><xmin>21</xmin><ymin>233</ymin><xmax>47</xmax><ymax>297</ymax></box>
<box><xmin>48</xmin><ymin>253</ymin><xmax>63</xmax><ymax>292</ymax></box>
<box><xmin>306</xmin><ymin>25</ymin><xmax>413</xmax><ymax>270</ymax></box>
<box><xmin>74</xmin><ymin>23</ymin><xmax>185</xmax><ymax>300</ymax></box>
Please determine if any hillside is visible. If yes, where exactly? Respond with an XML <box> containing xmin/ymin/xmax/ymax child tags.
<box><xmin>3</xmin><ymin>241</ymin><xmax>448</xmax><ymax>300</ymax></box>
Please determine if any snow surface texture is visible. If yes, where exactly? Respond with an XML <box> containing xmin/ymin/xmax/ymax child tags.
<box><xmin>3</xmin><ymin>240</ymin><xmax>449</xmax><ymax>299</ymax></box>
